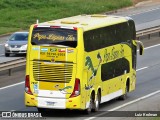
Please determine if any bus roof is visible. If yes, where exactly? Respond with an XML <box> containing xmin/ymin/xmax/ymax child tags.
<box><xmin>37</xmin><ymin>14</ymin><xmax>130</xmax><ymax>31</ymax></box>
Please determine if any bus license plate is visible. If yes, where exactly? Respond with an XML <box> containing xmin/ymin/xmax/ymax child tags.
<box><xmin>46</xmin><ymin>101</ymin><xmax>55</xmax><ymax>106</ymax></box>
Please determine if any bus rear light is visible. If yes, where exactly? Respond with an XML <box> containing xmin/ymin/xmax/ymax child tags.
<box><xmin>73</xmin><ymin>27</ymin><xmax>77</xmax><ymax>30</ymax></box>
<box><xmin>25</xmin><ymin>75</ymin><xmax>33</xmax><ymax>95</ymax></box>
<box><xmin>34</xmin><ymin>25</ymin><xmax>38</xmax><ymax>28</ymax></box>
<box><xmin>70</xmin><ymin>78</ymin><xmax>80</xmax><ymax>98</ymax></box>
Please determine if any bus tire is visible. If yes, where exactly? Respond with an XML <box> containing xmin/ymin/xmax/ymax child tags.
<box><xmin>5</xmin><ymin>53</ymin><xmax>10</xmax><ymax>57</ymax></box>
<box><xmin>37</xmin><ymin>108</ymin><xmax>46</xmax><ymax>113</ymax></box>
<box><xmin>92</xmin><ymin>91</ymin><xmax>100</xmax><ymax>112</ymax></box>
<box><xmin>119</xmin><ymin>84</ymin><xmax>128</xmax><ymax>100</ymax></box>
<box><xmin>84</xmin><ymin>94</ymin><xmax>94</xmax><ymax>114</ymax></box>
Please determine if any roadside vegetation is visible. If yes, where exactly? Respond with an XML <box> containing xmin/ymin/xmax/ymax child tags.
<box><xmin>0</xmin><ymin>0</ymin><xmax>133</xmax><ymax>35</ymax></box>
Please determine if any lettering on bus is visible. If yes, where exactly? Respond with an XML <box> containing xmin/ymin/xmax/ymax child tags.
<box><xmin>47</xmin><ymin>52</ymin><xmax>65</xmax><ymax>57</ymax></box>
<box><xmin>104</xmin><ymin>45</ymin><xmax>124</xmax><ymax>62</ymax></box>
<box><xmin>66</xmin><ymin>35</ymin><xmax>75</xmax><ymax>41</ymax></box>
<box><xmin>33</xmin><ymin>33</ymin><xmax>75</xmax><ymax>41</ymax></box>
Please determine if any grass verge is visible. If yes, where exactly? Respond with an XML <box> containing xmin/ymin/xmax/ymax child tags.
<box><xmin>0</xmin><ymin>0</ymin><xmax>133</xmax><ymax>34</ymax></box>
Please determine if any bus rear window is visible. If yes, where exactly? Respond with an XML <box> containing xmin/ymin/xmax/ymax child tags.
<box><xmin>31</xmin><ymin>27</ymin><xmax>77</xmax><ymax>48</ymax></box>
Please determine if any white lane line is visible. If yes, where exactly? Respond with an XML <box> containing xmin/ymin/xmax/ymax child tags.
<box><xmin>144</xmin><ymin>43</ymin><xmax>160</xmax><ymax>50</ymax></box>
<box><xmin>129</xmin><ymin>7</ymin><xmax>160</xmax><ymax>16</ymax></box>
<box><xmin>84</xmin><ymin>90</ymin><xmax>160</xmax><ymax>120</ymax></box>
<box><xmin>11</xmin><ymin>110</ymin><xmax>16</xmax><ymax>112</ymax></box>
<box><xmin>0</xmin><ymin>54</ymin><xmax>4</xmax><ymax>56</ymax></box>
<box><xmin>136</xmin><ymin>66</ymin><xmax>148</xmax><ymax>71</ymax></box>
<box><xmin>0</xmin><ymin>81</ymin><xmax>24</xmax><ymax>90</ymax></box>
<box><xmin>137</xmin><ymin>44</ymin><xmax>160</xmax><ymax>52</ymax></box>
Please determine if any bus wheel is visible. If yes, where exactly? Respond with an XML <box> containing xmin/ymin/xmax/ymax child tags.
<box><xmin>37</xmin><ymin>108</ymin><xmax>46</xmax><ymax>113</ymax></box>
<box><xmin>92</xmin><ymin>92</ymin><xmax>100</xmax><ymax>112</ymax></box>
<box><xmin>5</xmin><ymin>53</ymin><xmax>10</xmax><ymax>57</ymax></box>
<box><xmin>119</xmin><ymin>84</ymin><xmax>128</xmax><ymax>100</ymax></box>
<box><xmin>84</xmin><ymin>95</ymin><xmax>94</xmax><ymax>114</ymax></box>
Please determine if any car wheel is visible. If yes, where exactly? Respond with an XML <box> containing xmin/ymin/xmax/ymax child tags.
<box><xmin>5</xmin><ymin>53</ymin><xmax>10</xmax><ymax>57</ymax></box>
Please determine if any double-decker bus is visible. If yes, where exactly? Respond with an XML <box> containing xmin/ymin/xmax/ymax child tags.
<box><xmin>25</xmin><ymin>14</ymin><xmax>143</xmax><ymax>113</ymax></box>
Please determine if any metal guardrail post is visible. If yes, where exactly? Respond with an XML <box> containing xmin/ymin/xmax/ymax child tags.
<box><xmin>0</xmin><ymin>58</ymin><xmax>26</xmax><ymax>76</ymax></box>
<box><xmin>9</xmin><ymin>69</ymin><xmax>12</xmax><ymax>76</ymax></box>
<box><xmin>148</xmin><ymin>34</ymin><xmax>151</xmax><ymax>39</ymax></box>
<box><xmin>136</xmin><ymin>25</ymin><xmax>160</xmax><ymax>39</ymax></box>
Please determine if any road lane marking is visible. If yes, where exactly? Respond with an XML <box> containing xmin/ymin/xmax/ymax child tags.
<box><xmin>11</xmin><ymin>110</ymin><xmax>16</xmax><ymax>112</ymax></box>
<box><xmin>0</xmin><ymin>81</ymin><xmax>24</xmax><ymax>90</ymax></box>
<box><xmin>137</xmin><ymin>44</ymin><xmax>160</xmax><ymax>52</ymax></box>
<box><xmin>136</xmin><ymin>66</ymin><xmax>148</xmax><ymax>71</ymax></box>
<box><xmin>0</xmin><ymin>54</ymin><xmax>4</xmax><ymax>56</ymax></box>
<box><xmin>84</xmin><ymin>90</ymin><xmax>160</xmax><ymax>120</ymax></box>
<box><xmin>144</xmin><ymin>44</ymin><xmax>160</xmax><ymax>50</ymax></box>
<box><xmin>129</xmin><ymin>7</ymin><xmax>160</xmax><ymax>17</ymax></box>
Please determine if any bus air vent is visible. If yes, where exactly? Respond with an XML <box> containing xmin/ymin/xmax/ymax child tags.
<box><xmin>33</xmin><ymin>61</ymin><xmax>73</xmax><ymax>83</ymax></box>
<box><xmin>61</xmin><ymin>21</ymin><xmax>79</xmax><ymax>24</ymax></box>
<box><xmin>91</xmin><ymin>14</ymin><xmax>107</xmax><ymax>17</ymax></box>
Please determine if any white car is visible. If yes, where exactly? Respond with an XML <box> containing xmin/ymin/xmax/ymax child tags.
<box><xmin>4</xmin><ymin>32</ymin><xmax>29</xmax><ymax>57</ymax></box>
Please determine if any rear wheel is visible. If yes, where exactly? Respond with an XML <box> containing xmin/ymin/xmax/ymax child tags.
<box><xmin>92</xmin><ymin>92</ymin><xmax>100</xmax><ymax>112</ymax></box>
<box><xmin>84</xmin><ymin>94</ymin><xmax>94</xmax><ymax>114</ymax></box>
<box><xmin>5</xmin><ymin>53</ymin><xmax>10</xmax><ymax>57</ymax></box>
<box><xmin>37</xmin><ymin>108</ymin><xmax>46</xmax><ymax>113</ymax></box>
<box><xmin>119</xmin><ymin>84</ymin><xmax>128</xmax><ymax>100</ymax></box>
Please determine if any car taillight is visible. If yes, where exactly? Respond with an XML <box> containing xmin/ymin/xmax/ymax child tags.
<box><xmin>70</xmin><ymin>78</ymin><xmax>80</xmax><ymax>98</ymax></box>
<box><xmin>25</xmin><ymin>75</ymin><xmax>33</xmax><ymax>95</ymax></box>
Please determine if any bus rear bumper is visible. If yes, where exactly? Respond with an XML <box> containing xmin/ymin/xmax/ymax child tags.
<box><xmin>25</xmin><ymin>93</ymin><xmax>82</xmax><ymax>110</ymax></box>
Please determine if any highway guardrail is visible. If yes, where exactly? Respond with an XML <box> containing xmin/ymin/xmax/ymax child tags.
<box><xmin>0</xmin><ymin>58</ymin><xmax>26</xmax><ymax>76</ymax></box>
<box><xmin>136</xmin><ymin>25</ymin><xmax>160</xmax><ymax>39</ymax></box>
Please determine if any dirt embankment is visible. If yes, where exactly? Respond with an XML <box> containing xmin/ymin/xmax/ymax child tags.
<box><xmin>133</xmin><ymin>0</ymin><xmax>160</xmax><ymax>4</ymax></box>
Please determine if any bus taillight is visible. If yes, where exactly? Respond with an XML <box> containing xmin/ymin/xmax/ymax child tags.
<box><xmin>25</xmin><ymin>75</ymin><xmax>33</xmax><ymax>95</ymax></box>
<box><xmin>70</xmin><ymin>78</ymin><xmax>80</xmax><ymax>98</ymax></box>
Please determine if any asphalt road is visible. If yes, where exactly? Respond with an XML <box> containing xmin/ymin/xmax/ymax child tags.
<box><xmin>130</xmin><ymin>8</ymin><xmax>160</xmax><ymax>31</ymax></box>
<box><xmin>114</xmin><ymin>1</ymin><xmax>160</xmax><ymax>30</ymax></box>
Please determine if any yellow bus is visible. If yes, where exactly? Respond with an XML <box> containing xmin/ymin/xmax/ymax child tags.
<box><xmin>25</xmin><ymin>14</ymin><xmax>143</xmax><ymax>113</ymax></box>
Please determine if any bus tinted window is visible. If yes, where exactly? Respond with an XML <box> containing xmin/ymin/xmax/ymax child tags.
<box><xmin>31</xmin><ymin>27</ymin><xmax>77</xmax><ymax>48</ymax></box>
<box><xmin>101</xmin><ymin>58</ymin><xmax>130</xmax><ymax>81</ymax></box>
<box><xmin>84</xmin><ymin>21</ymin><xmax>134</xmax><ymax>52</ymax></box>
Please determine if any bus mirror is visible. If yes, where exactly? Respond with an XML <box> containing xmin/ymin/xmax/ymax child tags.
<box><xmin>140</xmin><ymin>45</ymin><xmax>143</xmax><ymax>55</ymax></box>
<box><xmin>136</xmin><ymin>40</ymin><xmax>144</xmax><ymax>55</ymax></box>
